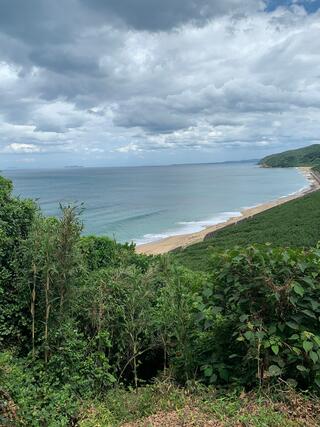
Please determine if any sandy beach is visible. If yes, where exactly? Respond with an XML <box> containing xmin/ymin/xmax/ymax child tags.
<box><xmin>136</xmin><ymin>167</ymin><xmax>320</xmax><ymax>255</ymax></box>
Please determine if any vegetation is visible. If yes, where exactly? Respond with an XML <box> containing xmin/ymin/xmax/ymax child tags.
<box><xmin>77</xmin><ymin>381</ymin><xmax>320</xmax><ymax>426</ymax></box>
<box><xmin>259</xmin><ymin>144</ymin><xmax>320</xmax><ymax>168</ymax></box>
<box><xmin>2</xmin><ymin>174</ymin><xmax>320</xmax><ymax>426</ymax></box>
<box><xmin>174</xmin><ymin>190</ymin><xmax>320</xmax><ymax>271</ymax></box>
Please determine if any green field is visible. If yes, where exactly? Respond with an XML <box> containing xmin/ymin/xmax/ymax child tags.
<box><xmin>173</xmin><ymin>190</ymin><xmax>320</xmax><ymax>271</ymax></box>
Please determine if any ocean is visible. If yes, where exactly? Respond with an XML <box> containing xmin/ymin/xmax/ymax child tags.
<box><xmin>3</xmin><ymin>162</ymin><xmax>308</xmax><ymax>244</ymax></box>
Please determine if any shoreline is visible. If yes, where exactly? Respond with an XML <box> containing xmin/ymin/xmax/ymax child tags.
<box><xmin>136</xmin><ymin>167</ymin><xmax>320</xmax><ymax>256</ymax></box>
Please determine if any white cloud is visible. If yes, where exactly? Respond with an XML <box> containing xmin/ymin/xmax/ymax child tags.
<box><xmin>3</xmin><ymin>143</ymin><xmax>43</xmax><ymax>153</ymax></box>
<box><xmin>0</xmin><ymin>2</ymin><xmax>320</xmax><ymax>166</ymax></box>
<box><xmin>116</xmin><ymin>143</ymin><xmax>141</xmax><ymax>153</ymax></box>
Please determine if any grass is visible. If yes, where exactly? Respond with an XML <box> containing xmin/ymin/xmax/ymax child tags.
<box><xmin>173</xmin><ymin>190</ymin><xmax>320</xmax><ymax>271</ymax></box>
<box><xmin>78</xmin><ymin>380</ymin><xmax>320</xmax><ymax>426</ymax></box>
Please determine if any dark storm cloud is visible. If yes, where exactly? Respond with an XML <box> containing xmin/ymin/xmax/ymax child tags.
<box><xmin>113</xmin><ymin>98</ymin><xmax>194</xmax><ymax>133</ymax></box>
<box><xmin>29</xmin><ymin>48</ymin><xmax>101</xmax><ymax>76</ymax></box>
<box><xmin>0</xmin><ymin>0</ymin><xmax>77</xmax><ymax>45</ymax></box>
<box><xmin>81</xmin><ymin>0</ymin><xmax>264</xmax><ymax>31</ymax></box>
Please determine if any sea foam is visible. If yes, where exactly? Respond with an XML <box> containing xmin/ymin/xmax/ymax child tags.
<box><xmin>134</xmin><ymin>211</ymin><xmax>242</xmax><ymax>245</ymax></box>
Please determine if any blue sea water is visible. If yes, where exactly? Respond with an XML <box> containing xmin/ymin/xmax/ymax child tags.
<box><xmin>3</xmin><ymin>162</ymin><xmax>309</xmax><ymax>244</ymax></box>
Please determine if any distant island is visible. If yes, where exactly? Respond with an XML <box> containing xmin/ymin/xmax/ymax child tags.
<box><xmin>259</xmin><ymin>143</ymin><xmax>320</xmax><ymax>169</ymax></box>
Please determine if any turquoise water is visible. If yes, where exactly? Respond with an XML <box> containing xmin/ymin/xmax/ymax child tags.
<box><xmin>3</xmin><ymin>162</ymin><xmax>308</xmax><ymax>244</ymax></box>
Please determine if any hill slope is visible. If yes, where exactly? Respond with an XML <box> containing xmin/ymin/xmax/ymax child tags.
<box><xmin>173</xmin><ymin>190</ymin><xmax>320</xmax><ymax>271</ymax></box>
<box><xmin>259</xmin><ymin>144</ymin><xmax>320</xmax><ymax>168</ymax></box>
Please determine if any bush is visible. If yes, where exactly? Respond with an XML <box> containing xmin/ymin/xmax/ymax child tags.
<box><xmin>196</xmin><ymin>245</ymin><xmax>320</xmax><ymax>388</ymax></box>
<box><xmin>80</xmin><ymin>235</ymin><xmax>151</xmax><ymax>271</ymax></box>
<box><xmin>0</xmin><ymin>352</ymin><xmax>79</xmax><ymax>426</ymax></box>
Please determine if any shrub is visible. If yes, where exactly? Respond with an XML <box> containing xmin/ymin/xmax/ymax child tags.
<box><xmin>197</xmin><ymin>245</ymin><xmax>320</xmax><ymax>388</ymax></box>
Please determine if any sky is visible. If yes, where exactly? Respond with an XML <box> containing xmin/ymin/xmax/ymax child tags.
<box><xmin>0</xmin><ymin>0</ymin><xmax>320</xmax><ymax>169</ymax></box>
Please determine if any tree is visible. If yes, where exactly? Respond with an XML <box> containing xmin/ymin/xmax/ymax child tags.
<box><xmin>0</xmin><ymin>176</ymin><xmax>37</xmax><ymax>350</ymax></box>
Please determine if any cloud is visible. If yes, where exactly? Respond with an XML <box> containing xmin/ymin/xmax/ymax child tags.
<box><xmin>81</xmin><ymin>0</ymin><xmax>265</xmax><ymax>31</ymax></box>
<box><xmin>116</xmin><ymin>143</ymin><xmax>141</xmax><ymax>153</ymax></box>
<box><xmin>3</xmin><ymin>143</ymin><xmax>43</xmax><ymax>153</ymax></box>
<box><xmin>0</xmin><ymin>1</ymin><xmax>320</xmax><ymax>167</ymax></box>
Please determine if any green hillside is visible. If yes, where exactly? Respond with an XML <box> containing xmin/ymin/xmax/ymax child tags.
<box><xmin>259</xmin><ymin>144</ymin><xmax>320</xmax><ymax>168</ymax></box>
<box><xmin>173</xmin><ymin>190</ymin><xmax>320</xmax><ymax>271</ymax></box>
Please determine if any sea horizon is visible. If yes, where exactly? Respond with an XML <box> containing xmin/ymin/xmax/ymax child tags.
<box><xmin>3</xmin><ymin>162</ymin><xmax>309</xmax><ymax>245</ymax></box>
<box><xmin>1</xmin><ymin>158</ymin><xmax>259</xmax><ymax>172</ymax></box>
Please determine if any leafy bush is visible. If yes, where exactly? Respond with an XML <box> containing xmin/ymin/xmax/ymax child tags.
<box><xmin>197</xmin><ymin>245</ymin><xmax>320</xmax><ymax>388</ymax></box>
<box><xmin>0</xmin><ymin>176</ymin><xmax>37</xmax><ymax>349</ymax></box>
<box><xmin>153</xmin><ymin>265</ymin><xmax>208</xmax><ymax>382</ymax></box>
<box><xmin>0</xmin><ymin>352</ymin><xmax>79</xmax><ymax>426</ymax></box>
<box><xmin>80</xmin><ymin>235</ymin><xmax>151</xmax><ymax>271</ymax></box>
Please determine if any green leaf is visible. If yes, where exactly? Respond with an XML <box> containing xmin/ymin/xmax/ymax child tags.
<box><xmin>293</xmin><ymin>283</ymin><xmax>304</xmax><ymax>297</ymax></box>
<box><xmin>302</xmin><ymin>276</ymin><xmax>314</xmax><ymax>287</ymax></box>
<box><xmin>292</xmin><ymin>347</ymin><xmax>301</xmax><ymax>355</ymax></box>
<box><xmin>310</xmin><ymin>299</ymin><xmax>320</xmax><ymax>311</ymax></box>
<box><xmin>271</xmin><ymin>345</ymin><xmax>279</xmax><ymax>355</ymax></box>
<box><xmin>228</xmin><ymin>354</ymin><xmax>238</xmax><ymax>359</ymax></box>
<box><xmin>296</xmin><ymin>365</ymin><xmax>309</xmax><ymax>372</ymax></box>
<box><xmin>289</xmin><ymin>334</ymin><xmax>300</xmax><ymax>341</ymax></box>
<box><xmin>302</xmin><ymin>309</ymin><xmax>316</xmax><ymax>319</ymax></box>
<box><xmin>303</xmin><ymin>341</ymin><xmax>313</xmax><ymax>353</ymax></box>
<box><xmin>212</xmin><ymin>306</ymin><xmax>223</xmax><ymax>315</ymax></box>
<box><xmin>244</xmin><ymin>331</ymin><xmax>254</xmax><ymax>341</ymax></box>
<box><xmin>204</xmin><ymin>367</ymin><xmax>213</xmax><ymax>377</ymax></box>
<box><xmin>203</xmin><ymin>288</ymin><xmax>213</xmax><ymax>298</ymax></box>
<box><xmin>310</xmin><ymin>351</ymin><xmax>319</xmax><ymax>364</ymax></box>
<box><xmin>219</xmin><ymin>368</ymin><xmax>229</xmax><ymax>381</ymax></box>
<box><xmin>298</xmin><ymin>262</ymin><xmax>307</xmax><ymax>273</ymax></box>
<box><xmin>283</xmin><ymin>252</ymin><xmax>290</xmax><ymax>263</ymax></box>
<box><xmin>256</xmin><ymin>331</ymin><xmax>265</xmax><ymax>340</ymax></box>
<box><xmin>269</xmin><ymin>325</ymin><xmax>277</xmax><ymax>334</ymax></box>
<box><xmin>239</xmin><ymin>314</ymin><xmax>248</xmax><ymax>323</ymax></box>
<box><xmin>268</xmin><ymin>365</ymin><xmax>282</xmax><ymax>377</ymax></box>
<box><xmin>286</xmin><ymin>321</ymin><xmax>299</xmax><ymax>330</ymax></box>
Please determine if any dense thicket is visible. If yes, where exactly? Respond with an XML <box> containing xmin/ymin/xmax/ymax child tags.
<box><xmin>2</xmin><ymin>175</ymin><xmax>320</xmax><ymax>425</ymax></box>
<box><xmin>0</xmin><ymin>176</ymin><xmax>37</xmax><ymax>350</ymax></box>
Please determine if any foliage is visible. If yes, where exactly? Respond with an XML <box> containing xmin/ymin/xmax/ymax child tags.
<box><xmin>3</xmin><ymin>173</ymin><xmax>320</xmax><ymax>425</ymax></box>
<box><xmin>259</xmin><ymin>143</ymin><xmax>320</xmax><ymax>168</ymax></box>
<box><xmin>21</xmin><ymin>205</ymin><xmax>84</xmax><ymax>363</ymax></box>
<box><xmin>0</xmin><ymin>351</ymin><xmax>79</xmax><ymax>427</ymax></box>
<box><xmin>78</xmin><ymin>380</ymin><xmax>320</xmax><ymax>426</ymax></box>
<box><xmin>174</xmin><ymin>190</ymin><xmax>320</xmax><ymax>271</ymax></box>
<box><xmin>78</xmin><ymin>265</ymin><xmax>158</xmax><ymax>387</ymax></box>
<box><xmin>80</xmin><ymin>235</ymin><xmax>150</xmax><ymax>272</ymax></box>
<box><xmin>196</xmin><ymin>245</ymin><xmax>320</xmax><ymax>388</ymax></box>
<box><xmin>153</xmin><ymin>265</ymin><xmax>207</xmax><ymax>382</ymax></box>
<box><xmin>0</xmin><ymin>176</ymin><xmax>37</xmax><ymax>349</ymax></box>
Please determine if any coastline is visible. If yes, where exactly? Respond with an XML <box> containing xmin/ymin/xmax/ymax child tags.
<box><xmin>136</xmin><ymin>167</ymin><xmax>320</xmax><ymax>255</ymax></box>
